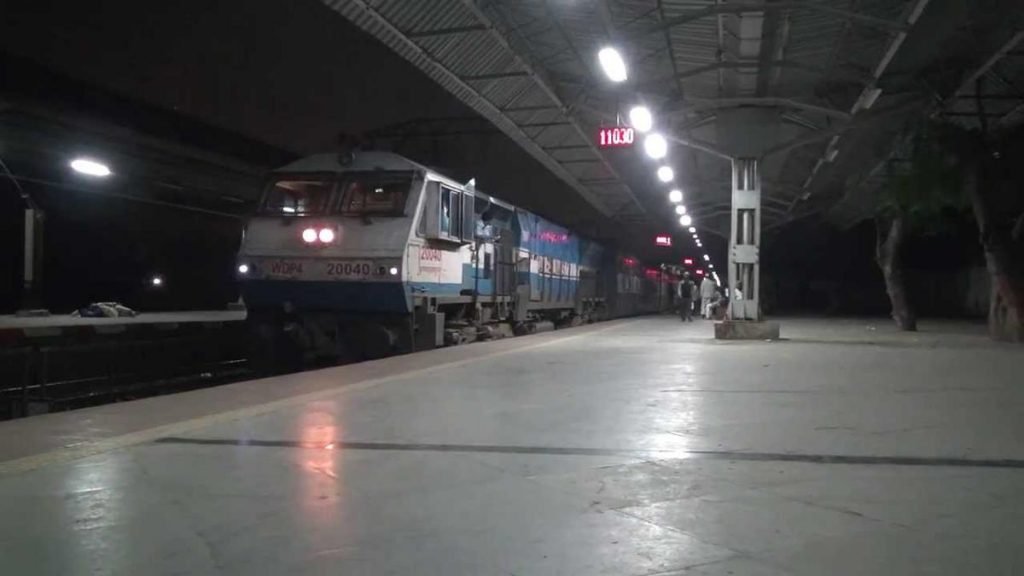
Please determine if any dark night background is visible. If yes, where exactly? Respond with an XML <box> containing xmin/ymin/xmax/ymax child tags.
<box><xmin>0</xmin><ymin>0</ymin><xmax>988</xmax><ymax>317</ymax></box>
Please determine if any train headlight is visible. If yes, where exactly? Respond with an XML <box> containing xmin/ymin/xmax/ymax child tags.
<box><xmin>389</xmin><ymin>266</ymin><xmax>399</xmax><ymax>276</ymax></box>
<box><xmin>238</xmin><ymin>264</ymin><xmax>249</xmax><ymax>274</ymax></box>
<box><xmin>318</xmin><ymin>228</ymin><xmax>335</xmax><ymax>243</ymax></box>
<box><xmin>301</xmin><ymin>228</ymin><xmax>318</xmax><ymax>243</ymax></box>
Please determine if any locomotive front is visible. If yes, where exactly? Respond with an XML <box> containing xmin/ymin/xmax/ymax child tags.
<box><xmin>237</xmin><ymin>152</ymin><xmax>421</xmax><ymax>315</ymax></box>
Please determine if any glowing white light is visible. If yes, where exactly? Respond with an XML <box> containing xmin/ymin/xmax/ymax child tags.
<box><xmin>709</xmin><ymin>264</ymin><xmax>714</xmax><ymax>269</ymax></box>
<box><xmin>644</xmin><ymin>133</ymin><xmax>668</xmax><ymax>159</ymax></box>
<box><xmin>688</xmin><ymin>227</ymin><xmax>696</xmax><ymax>233</ymax></box>
<box><xmin>629</xmin><ymin>106</ymin><xmax>653</xmax><ymax>132</ymax></box>
<box><xmin>302</xmin><ymin>228</ymin><xmax>318</xmax><ymax>243</ymax></box>
<box><xmin>657</xmin><ymin>166</ymin><xmax>674</xmax><ymax>182</ymax></box>
<box><xmin>675</xmin><ymin>205</ymin><xmax>686</xmax><ymax>215</ymax></box>
<box><xmin>598</xmin><ymin>47</ymin><xmax>628</xmax><ymax>82</ymax></box>
<box><xmin>704</xmin><ymin>254</ymin><xmax>711</xmax><ymax>261</ymax></box>
<box><xmin>318</xmin><ymin>228</ymin><xmax>335</xmax><ymax>243</ymax></box>
<box><xmin>389</xmin><ymin>266</ymin><xmax>399</xmax><ymax>276</ymax></box>
<box><xmin>237</xmin><ymin>264</ymin><xmax>249</xmax><ymax>274</ymax></box>
<box><xmin>668</xmin><ymin>189</ymin><xmax>683</xmax><ymax>203</ymax></box>
<box><xmin>151</xmin><ymin>276</ymin><xmax>163</xmax><ymax>286</ymax></box>
<box><xmin>679</xmin><ymin>214</ymin><xmax>692</xmax><ymax>226</ymax></box>
<box><xmin>70</xmin><ymin>158</ymin><xmax>111</xmax><ymax>177</ymax></box>
<box><xmin>282</xmin><ymin>206</ymin><xmax>296</xmax><ymax>214</ymax></box>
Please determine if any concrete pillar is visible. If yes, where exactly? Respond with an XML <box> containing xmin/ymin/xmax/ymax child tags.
<box><xmin>17</xmin><ymin>208</ymin><xmax>49</xmax><ymax>316</ymax></box>
<box><xmin>728</xmin><ymin>158</ymin><xmax>761</xmax><ymax>321</ymax></box>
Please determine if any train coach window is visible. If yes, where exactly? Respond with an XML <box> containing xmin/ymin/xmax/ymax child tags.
<box><xmin>261</xmin><ymin>179</ymin><xmax>333</xmax><ymax>215</ymax></box>
<box><xmin>338</xmin><ymin>176</ymin><xmax>411</xmax><ymax>216</ymax></box>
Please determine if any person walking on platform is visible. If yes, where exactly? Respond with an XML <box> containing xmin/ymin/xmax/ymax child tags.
<box><xmin>677</xmin><ymin>273</ymin><xmax>696</xmax><ymax>322</ymax></box>
<box><xmin>699</xmin><ymin>275</ymin><xmax>716</xmax><ymax>319</ymax></box>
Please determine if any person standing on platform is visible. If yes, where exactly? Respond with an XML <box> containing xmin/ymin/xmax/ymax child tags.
<box><xmin>677</xmin><ymin>273</ymin><xmax>695</xmax><ymax>322</ymax></box>
<box><xmin>700</xmin><ymin>275</ymin><xmax>716</xmax><ymax>319</ymax></box>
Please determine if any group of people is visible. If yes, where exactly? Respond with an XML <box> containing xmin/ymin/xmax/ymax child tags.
<box><xmin>676</xmin><ymin>273</ymin><xmax>724</xmax><ymax>322</ymax></box>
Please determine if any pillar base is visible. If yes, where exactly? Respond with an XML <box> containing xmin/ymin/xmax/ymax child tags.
<box><xmin>714</xmin><ymin>320</ymin><xmax>780</xmax><ymax>340</ymax></box>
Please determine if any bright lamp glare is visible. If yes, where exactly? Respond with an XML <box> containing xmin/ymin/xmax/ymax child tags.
<box><xmin>237</xmin><ymin>264</ymin><xmax>249</xmax><ymax>274</ymax></box>
<box><xmin>668</xmin><ymin>189</ymin><xmax>683</xmax><ymax>203</ymax></box>
<box><xmin>688</xmin><ymin>227</ymin><xmax>696</xmax><ymax>233</ymax></box>
<box><xmin>598</xmin><ymin>47</ymin><xmax>628</xmax><ymax>82</ymax></box>
<box><xmin>151</xmin><ymin>276</ymin><xmax>163</xmax><ymax>287</ymax></box>
<box><xmin>318</xmin><ymin>228</ymin><xmax>335</xmax><ymax>243</ymax></box>
<box><xmin>657</xmin><ymin>166</ymin><xmax>674</xmax><ymax>182</ymax></box>
<box><xmin>70</xmin><ymin>158</ymin><xmax>111</xmax><ymax>177</ymax></box>
<box><xmin>389</xmin><ymin>266</ymin><xmax>399</xmax><ymax>276</ymax></box>
<box><xmin>644</xmin><ymin>133</ymin><xmax>668</xmax><ymax>159</ymax></box>
<box><xmin>629</xmin><ymin>106</ymin><xmax>653</xmax><ymax>132</ymax></box>
<box><xmin>675</xmin><ymin>205</ymin><xmax>686</xmax><ymax>215</ymax></box>
<box><xmin>680</xmin><ymin>214</ymin><xmax>693</xmax><ymax>226</ymax></box>
<box><xmin>302</xmin><ymin>228</ymin><xmax>318</xmax><ymax>243</ymax></box>
<box><xmin>704</xmin><ymin>254</ymin><xmax>711</xmax><ymax>261</ymax></box>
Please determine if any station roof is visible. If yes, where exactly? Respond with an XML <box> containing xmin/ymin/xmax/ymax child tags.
<box><xmin>321</xmin><ymin>0</ymin><xmax>1024</xmax><ymax>238</ymax></box>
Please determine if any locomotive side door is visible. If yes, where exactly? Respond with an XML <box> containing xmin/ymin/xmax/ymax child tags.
<box><xmin>494</xmin><ymin>234</ymin><xmax>515</xmax><ymax>297</ymax></box>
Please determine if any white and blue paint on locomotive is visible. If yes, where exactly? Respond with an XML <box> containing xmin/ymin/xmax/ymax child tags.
<box><xmin>237</xmin><ymin>151</ymin><xmax>594</xmax><ymax>325</ymax></box>
<box><xmin>237</xmin><ymin>152</ymin><xmax>426</xmax><ymax>314</ymax></box>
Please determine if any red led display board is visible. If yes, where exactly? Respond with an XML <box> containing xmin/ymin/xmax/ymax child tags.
<box><xmin>683</xmin><ymin>257</ymin><xmax>694</xmax><ymax>266</ymax></box>
<box><xmin>654</xmin><ymin>235</ymin><xmax>672</xmax><ymax>247</ymax></box>
<box><xmin>598</xmin><ymin>127</ymin><xmax>635</xmax><ymax>148</ymax></box>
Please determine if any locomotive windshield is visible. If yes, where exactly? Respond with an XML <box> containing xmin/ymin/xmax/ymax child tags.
<box><xmin>337</xmin><ymin>173</ymin><xmax>411</xmax><ymax>216</ymax></box>
<box><xmin>261</xmin><ymin>179</ymin><xmax>333</xmax><ymax>215</ymax></box>
<box><xmin>259</xmin><ymin>173</ymin><xmax>411</xmax><ymax>216</ymax></box>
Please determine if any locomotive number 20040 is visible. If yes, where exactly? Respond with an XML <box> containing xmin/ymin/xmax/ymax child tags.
<box><xmin>326</xmin><ymin>261</ymin><xmax>372</xmax><ymax>278</ymax></box>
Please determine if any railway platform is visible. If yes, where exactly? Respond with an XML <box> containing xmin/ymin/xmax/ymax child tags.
<box><xmin>0</xmin><ymin>316</ymin><xmax>1021</xmax><ymax>575</ymax></box>
<box><xmin>0</xmin><ymin>311</ymin><xmax>248</xmax><ymax>419</ymax></box>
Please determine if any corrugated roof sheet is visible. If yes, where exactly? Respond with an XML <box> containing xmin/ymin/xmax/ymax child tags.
<box><xmin>321</xmin><ymin>0</ymin><xmax>1007</xmax><ymax>235</ymax></box>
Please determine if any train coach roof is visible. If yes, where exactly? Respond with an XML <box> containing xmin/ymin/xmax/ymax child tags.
<box><xmin>274</xmin><ymin>151</ymin><xmax>433</xmax><ymax>174</ymax></box>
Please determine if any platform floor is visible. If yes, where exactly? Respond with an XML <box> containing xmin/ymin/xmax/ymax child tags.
<box><xmin>0</xmin><ymin>316</ymin><xmax>1022</xmax><ymax>575</ymax></box>
<box><xmin>0</xmin><ymin>310</ymin><xmax>245</xmax><ymax>331</ymax></box>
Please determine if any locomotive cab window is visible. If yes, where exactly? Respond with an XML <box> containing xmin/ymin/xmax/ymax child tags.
<box><xmin>421</xmin><ymin>181</ymin><xmax>475</xmax><ymax>243</ymax></box>
<box><xmin>440</xmin><ymin>186</ymin><xmax>461</xmax><ymax>237</ymax></box>
<box><xmin>337</xmin><ymin>174</ymin><xmax>411</xmax><ymax>216</ymax></box>
<box><xmin>261</xmin><ymin>179</ymin><xmax>334</xmax><ymax>215</ymax></box>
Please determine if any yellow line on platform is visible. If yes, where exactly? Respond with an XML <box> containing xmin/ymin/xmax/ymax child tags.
<box><xmin>0</xmin><ymin>319</ymin><xmax>634</xmax><ymax>477</ymax></box>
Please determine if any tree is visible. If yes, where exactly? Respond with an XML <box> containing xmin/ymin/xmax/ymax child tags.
<box><xmin>959</xmin><ymin>136</ymin><xmax>1024</xmax><ymax>342</ymax></box>
<box><xmin>874</xmin><ymin>122</ymin><xmax>965</xmax><ymax>331</ymax></box>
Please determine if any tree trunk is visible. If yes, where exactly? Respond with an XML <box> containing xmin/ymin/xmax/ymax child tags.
<box><xmin>876</xmin><ymin>213</ymin><xmax>917</xmax><ymax>331</ymax></box>
<box><xmin>964</xmin><ymin>162</ymin><xmax>1024</xmax><ymax>342</ymax></box>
